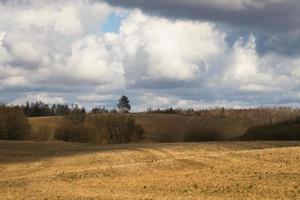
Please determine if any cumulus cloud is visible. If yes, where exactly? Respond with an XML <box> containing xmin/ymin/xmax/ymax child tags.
<box><xmin>103</xmin><ymin>0</ymin><xmax>300</xmax><ymax>55</ymax></box>
<box><xmin>0</xmin><ymin>1</ymin><xmax>115</xmax><ymax>84</ymax></box>
<box><xmin>117</xmin><ymin>11</ymin><xmax>227</xmax><ymax>86</ymax></box>
<box><xmin>61</xmin><ymin>35</ymin><xmax>125</xmax><ymax>85</ymax></box>
<box><xmin>1</xmin><ymin>1</ymin><xmax>300</xmax><ymax>109</ymax></box>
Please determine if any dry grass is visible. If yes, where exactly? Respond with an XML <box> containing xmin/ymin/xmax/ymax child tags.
<box><xmin>28</xmin><ymin>116</ymin><xmax>62</xmax><ymax>141</ymax></box>
<box><xmin>0</xmin><ymin>141</ymin><xmax>299</xmax><ymax>199</ymax></box>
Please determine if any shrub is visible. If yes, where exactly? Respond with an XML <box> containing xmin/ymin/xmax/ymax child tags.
<box><xmin>241</xmin><ymin>117</ymin><xmax>300</xmax><ymax>140</ymax></box>
<box><xmin>183</xmin><ymin>128</ymin><xmax>225</xmax><ymax>142</ymax></box>
<box><xmin>54</xmin><ymin>109</ymin><xmax>91</xmax><ymax>142</ymax></box>
<box><xmin>0</xmin><ymin>107</ymin><xmax>30</xmax><ymax>140</ymax></box>
<box><xmin>55</xmin><ymin>121</ymin><xmax>91</xmax><ymax>143</ymax></box>
<box><xmin>104</xmin><ymin>115</ymin><xmax>141</xmax><ymax>144</ymax></box>
<box><xmin>55</xmin><ymin>114</ymin><xmax>144</xmax><ymax>144</ymax></box>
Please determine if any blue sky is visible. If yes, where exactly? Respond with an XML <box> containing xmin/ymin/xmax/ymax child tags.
<box><xmin>101</xmin><ymin>13</ymin><xmax>123</xmax><ymax>33</ymax></box>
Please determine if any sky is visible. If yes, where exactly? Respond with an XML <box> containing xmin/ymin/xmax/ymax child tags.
<box><xmin>0</xmin><ymin>0</ymin><xmax>300</xmax><ymax>111</ymax></box>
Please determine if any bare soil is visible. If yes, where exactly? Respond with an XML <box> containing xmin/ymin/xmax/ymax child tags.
<box><xmin>0</xmin><ymin>141</ymin><xmax>299</xmax><ymax>199</ymax></box>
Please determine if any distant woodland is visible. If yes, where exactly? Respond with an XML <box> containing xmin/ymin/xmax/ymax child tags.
<box><xmin>1</xmin><ymin>97</ymin><xmax>300</xmax><ymax>143</ymax></box>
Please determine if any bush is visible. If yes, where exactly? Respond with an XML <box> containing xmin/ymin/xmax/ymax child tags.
<box><xmin>103</xmin><ymin>115</ymin><xmax>143</xmax><ymax>144</ymax></box>
<box><xmin>241</xmin><ymin>117</ymin><xmax>300</xmax><ymax>141</ymax></box>
<box><xmin>0</xmin><ymin>107</ymin><xmax>30</xmax><ymax>140</ymax></box>
<box><xmin>55</xmin><ymin>114</ymin><xmax>144</xmax><ymax>144</ymax></box>
<box><xmin>183</xmin><ymin>128</ymin><xmax>225</xmax><ymax>142</ymax></box>
<box><xmin>54</xmin><ymin>111</ymin><xmax>91</xmax><ymax>143</ymax></box>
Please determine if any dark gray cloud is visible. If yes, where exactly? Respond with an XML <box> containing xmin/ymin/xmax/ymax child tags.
<box><xmin>102</xmin><ymin>0</ymin><xmax>300</xmax><ymax>33</ymax></box>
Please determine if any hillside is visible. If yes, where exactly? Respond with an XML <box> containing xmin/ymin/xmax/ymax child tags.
<box><xmin>28</xmin><ymin>110</ymin><xmax>300</xmax><ymax>142</ymax></box>
<box><xmin>28</xmin><ymin>116</ymin><xmax>62</xmax><ymax>141</ymax></box>
<box><xmin>0</xmin><ymin>141</ymin><xmax>299</xmax><ymax>199</ymax></box>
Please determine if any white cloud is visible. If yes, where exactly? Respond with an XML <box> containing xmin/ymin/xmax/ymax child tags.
<box><xmin>0</xmin><ymin>0</ymin><xmax>118</xmax><ymax>86</ymax></box>
<box><xmin>62</xmin><ymin>35</ymin><xmax>125</xmax><ymax>85</ymax></box>
<box><xmin>0</xmin><ymin>1</ymin><xmax>112</xmax><ymax>36</ymax></box>
<box><xmin>118</xmin><ymin>11</ymin><xmax>227</xmax><ymax>82</ymax></box>
<box><xmin>231</xmin><ymin>34</ymin><xmax>258</xmax><ymax>80</ymax></box>
<box><xmin>11</xmin><ymin>93</ymin><xmax>65</xmax><ymax>105</ymax></box>
<box><xmin>1</xmin><ymin>1</ymin><xmax>300</xmax><ymax>109</ymax></box>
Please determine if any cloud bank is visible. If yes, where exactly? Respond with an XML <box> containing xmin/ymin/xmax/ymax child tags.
<box><xmin>103</xmin><ymin>0</ymin><xmax>300</xmax><ymax>32</ymax></box>
<box><xmin>1</xmin><ymin>0</ymin><xmax>300</xmax><ymax>110</ymax></box>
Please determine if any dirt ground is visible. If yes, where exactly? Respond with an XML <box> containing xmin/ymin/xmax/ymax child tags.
<box><xmin>0</xmin><ymin>141</ymin><xmax>299</xmax><ymax>199</ymax></box>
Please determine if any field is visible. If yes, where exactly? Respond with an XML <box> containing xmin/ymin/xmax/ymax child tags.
<box><xmin>0</xmin><ymin>141</ymin><xmax>299</xmax><ymax>199</ymax></box>
<box><xmin>28</xmin><ymin>117</ymin><xmax>62</xmax><ymax>141</ymax></box>
<box><xmin>26</xmin><ymin>113</ymin><xmax>272</xmax><ymax>142</ymax></box>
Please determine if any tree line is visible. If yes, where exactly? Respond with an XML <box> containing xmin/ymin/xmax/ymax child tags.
<box><xmin>0</xmin><ymin>96</ymin><xmax>139</xmax><ymax>143</ymax></box>
<box><xmin>21</xmin><ymin>95</ymin><xmax>131</xmax><ymax>117</ymax></box>
<box><xmin>1</xmin><ymin>95</ymin><xmax>300</xmax><ymax>143</ymax></box>
<box><xmin>146</xmin><ymin>107</ymin><xmax>300</xmax><ymax>124</ymax></box>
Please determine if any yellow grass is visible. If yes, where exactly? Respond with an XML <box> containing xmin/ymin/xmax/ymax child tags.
<box><xmin>28</xmin><ymin>116</ymin><xmax>62</xmax><ymax>141</ymax></box>
<box><xmin>0</xmin><ymin>141</ymin><xmax>299</xmax><ymax>199</ymax></box>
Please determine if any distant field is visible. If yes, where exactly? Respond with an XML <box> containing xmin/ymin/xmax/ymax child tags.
<box><xmin>0</xmin><ymin>141</ymin><xmax>299</xmax><ymax>199</ymax></box>
<box><xmin>28</xmin><ymin>116</ymin><xmax>62</xmax><ymax>141</ymax></box>
<box><xmin>28</xmin><ymin>113</ymin><xmax>270</xmax><ymax>142</ymax></box>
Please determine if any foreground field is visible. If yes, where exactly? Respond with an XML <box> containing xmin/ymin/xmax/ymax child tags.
<box><xmin>0</xmin><ymin>141</ymin><xmax>299</xmax><ymax>199</ymax></box>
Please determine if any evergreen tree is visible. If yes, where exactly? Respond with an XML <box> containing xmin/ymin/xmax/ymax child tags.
<box><xmin>117</xmin><ymin>95</ymin><xmax>131</xmax><ymax>113</ymax></box>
